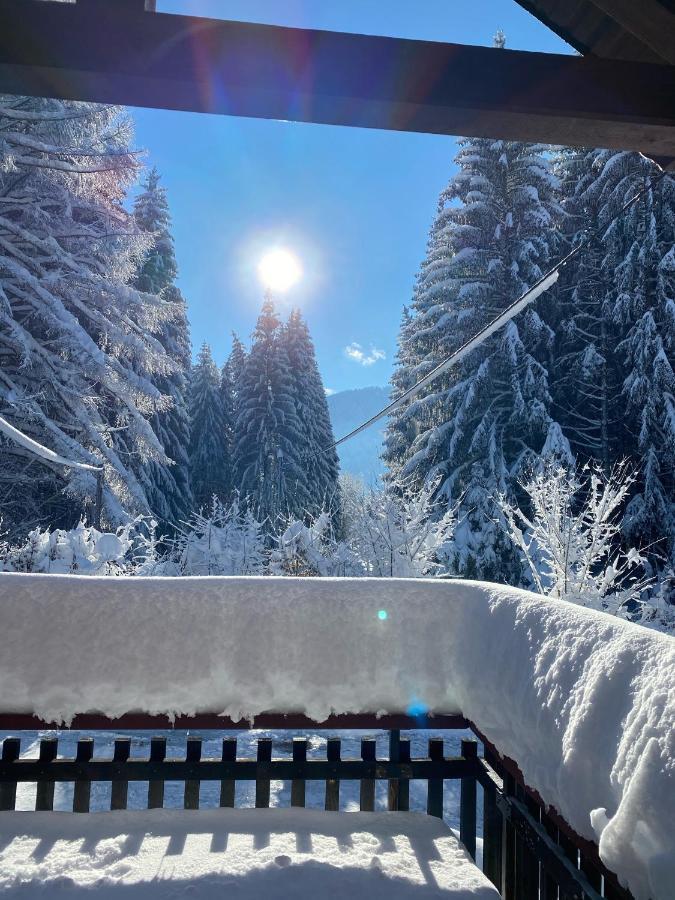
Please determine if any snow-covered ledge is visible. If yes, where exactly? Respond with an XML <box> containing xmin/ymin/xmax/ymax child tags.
<box><xmin>0</xmin><ymin>573</ymin><xmax>673</xmax><ymax>900</ymax></box>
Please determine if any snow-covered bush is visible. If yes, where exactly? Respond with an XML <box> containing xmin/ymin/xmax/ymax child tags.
<box><xmin>498</xmin><ymin>462</ymin><xmax>656</xmax><ymax>620</ymax></box>
<box><xmin>341</xmin><ymin>476</ymin><xmax>456</xmax><ymax>577</ymax></box>
<box><xmin>269</xmin><ymin>512</ymin><xmax>361</xmax><ymax>576</ymax></box>
<box><xmin>168</xmin><ymin>497</ymin><xmax>266</xmax><ymax>576</ymax></box>
<box><xmin>0</xmin><ymin>521</ymin><xmax>133</xmax><ymax>575</ymax></box>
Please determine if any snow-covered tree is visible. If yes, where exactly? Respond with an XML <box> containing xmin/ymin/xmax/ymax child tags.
<box><xmin>385</xmin><ymin>136</ymin><xmax>562</xmax><ymax>581</ymax></box>
<box><xmin>188</xmin><ymin>343</ymin><xmax>229</xmax><ymax>510</ymax></box>
<box><xmin>497</xmin><ymin>462</ymin><xmax>654</xmax><ymax>618</ymax></box>
<box><xmin>553</xmin><ymin>150</ymin><xmax>675</xmax><ymax>591</ymax></box>
<box><xmin>0</xmin><ymin>96</ymin><xmax>173</xmax><ymax>536</ymax></box>
<box><xmin>232</xmin><ymin>299</ymin><xmax>308</xmax><ymax>523</ymax></box>
<box><xmin>284</xmin><ymin>308</ymin><xmax>340</xmax><ymax>518</ymax></box>
<box><xmin>131</xmin><ymin>167</ymin><xmax>192</xmax><ymax>527</ymax></box>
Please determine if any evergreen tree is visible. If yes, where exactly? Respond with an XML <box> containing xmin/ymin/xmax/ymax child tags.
<box><xmin>189</xmin><ymin>343</ymin><xmax>229</xmax><ymax>510</ymax></box>
<box><xmin>233</xmin><ymin>299</ymin><xmax>307</xmax><ymax>523</ymax></box>
<box><xmin>592</xmin><ymin>152</ymin><xmax>675</xmax><ymax>572</ymax></box>
<box><xmin>132</xmin><ymin>167</ymin><xmax>192</xmax><ymax>527</ymax></box>
<box><xmin>0</xmin><ymin>96</ymin><xmax>173</xmax><ymax>535</ymax></box>
<box><xmin>284</xmin><ymin>308</ymin><xmax>340</xmax><ymax>518</ymax></box>
<box><xmin>385</xmin><ymin>137</ymin><xmax>562</xmax><ymax>580</ymax></box>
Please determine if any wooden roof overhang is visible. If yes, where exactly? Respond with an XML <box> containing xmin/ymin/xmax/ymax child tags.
<box><xmin>0</xmin><ymin>0</ymin><xmax>674</xmax><ymax>163</ymax></box>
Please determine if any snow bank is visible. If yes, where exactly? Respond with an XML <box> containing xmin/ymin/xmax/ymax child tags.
<box><xmin>0</xmin><ymin>808</ymin><xmax>498</xmax><ymax>899</ymax></box>
<box><xmin>0</xmin><ymin>574</ymin><xmax>673</xmax><ymax>900</ymax></box>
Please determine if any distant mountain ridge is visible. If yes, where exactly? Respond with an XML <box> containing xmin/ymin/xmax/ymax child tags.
<box><xmin>327</xmin><ymin>386</ymin><xmax>389</xmax><ymax>484</ymax></box>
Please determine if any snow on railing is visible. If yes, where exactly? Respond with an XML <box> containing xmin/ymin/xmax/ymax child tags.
<box><xmin>0</xmin><ymin>574</ymin><xmax>672</xmax><ymax>900</ymax></box>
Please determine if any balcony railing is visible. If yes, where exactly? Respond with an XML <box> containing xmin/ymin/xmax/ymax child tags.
<box><xmin>0</xmin><ymin>717</ymin><xmax>632</xmax><ymax>900</ymax></box>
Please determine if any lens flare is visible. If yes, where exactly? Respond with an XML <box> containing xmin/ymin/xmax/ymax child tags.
<box><xmin>377</xmin><ymin>609</ymin><xmax>388</xmax><ymax>621</ymax></box>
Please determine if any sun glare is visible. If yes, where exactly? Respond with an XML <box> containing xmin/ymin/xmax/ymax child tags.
<box><xmin>258</xmin><ymin>249</ymin><xmax>302</xmax><ymax>293</ymax></box>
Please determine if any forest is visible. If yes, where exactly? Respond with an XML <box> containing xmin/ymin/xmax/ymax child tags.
<box><xmin>0</xmin><ymin>93</ymin><xmax>674</xmax><ymax>631</ymax></box>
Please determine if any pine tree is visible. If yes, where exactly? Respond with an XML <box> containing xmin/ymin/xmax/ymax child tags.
<box><xmin>189</xmin><ymin>343</ymin><xmax>229</xmax><ymax>510</ymax></box>
<box><xmin>131</xmin><ymin>167</ymin><xmax>192</xmax><ymax>527</ymax></box>
<box><xmin>233</xmin><ymin>299</ymin><xmax>307</xmax><ymax>523</ymax></box>
<box><xmin>284</xmin><ymin>308</ymin><xmax>340</xmax><ymax>518</ymax></box>
<box><xmin>0</xmin><ymin>96</ymin><xmax>173</xmax><ymax>536</ymax></box>
<box><xmin>385</xmin><ymin>137</ymin><xmax>562</xmax><ymax>580</ymax></box>
<box><xmin>220</xmin><ymin>333</ymin><xmax>246</xmax><ymax>470</ymax></box>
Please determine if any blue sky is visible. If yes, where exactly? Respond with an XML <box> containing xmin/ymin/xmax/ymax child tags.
<box><xmin>131</xmin><ymin>1</ymin><xmax>572</xmax><ymax>392</ymax></box>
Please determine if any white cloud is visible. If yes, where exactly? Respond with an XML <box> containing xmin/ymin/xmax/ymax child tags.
<box><xmin>324</xmin><ymin>387</ymin><xmax>336</xmax><ymax>396</ymax></box>
<box><xmin>344</xmin><ymin>342</ymin><xmax>386</xmax><ymax>367</ymax></box>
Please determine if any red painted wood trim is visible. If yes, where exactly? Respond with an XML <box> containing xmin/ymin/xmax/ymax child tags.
<box><xmin>0</xmin><ymin>712</ymin><xmax>468</xmax><ymax>732</ymax></box>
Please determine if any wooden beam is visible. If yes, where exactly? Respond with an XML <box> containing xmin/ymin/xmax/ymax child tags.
<box><xmin>0</xmin><ymin>0</ymin><xmax>674</xmax><ymax>155</ymax></box>
<box><xmin>587</xmin><ymin>0</ymin><xmax>675</xmax><ymax>66</ymax></box>
<box><xmin>0</xmin><ymin>711</ymin><xmax>469</xmax><ymax>731</ymax></box>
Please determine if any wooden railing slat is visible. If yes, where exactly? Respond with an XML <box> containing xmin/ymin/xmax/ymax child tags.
<box><xmin>387</xmin><ymin>729</ymin><xmax>400</xmax><ymax>810</ymax></box>
<box><xmin>481</xmin><ymin>747</ymin><xmax>503</xmax><ymax>891</ymax></box>
<box><xmin>73</xmin><ymin>738</ymin><xmax>93</xmax><ymax>813</ymax></box>
<box><xmin>184</xmin><ymin>737</ymin><xmax>201</xmax><ymax>810</ymax></box>
<box><xmin>0</xmin><ymin>738</ymin><xmax>20</xmax><ymax>811</ymax></box>
<box><xmin>147</xmin><ymin>737</ymin><xmax>166</xmax><ymax>809</ymax></box>
<box><xmin>325</xmin><ymin>738</ymin><xmax>340</xmax><ymax>811</ymax></box>
<box><xmin>359</xmin><ymin>739</ymin><xmax>375</xmax><ymax>811</ymax></box>
<box><xmin>35</xmin><ymin>738</ymin><xmax>57</xmax><ymax>811</ymax></box>
<box><xmin>255</xmin><ymin>739</ymin><xmax>271</xmax><ymax>808</ymax></box>
<box><xmin>398</xmin><ymin>739</ymin><xmax>411</xmax><ymax>811</ymax></box>
<box><xmin>110</xmin><ymin>738</ymin><xmax>130</xmax><ymax>811</ymax></box>
<box><xmin>0</xmin><ymin>738</ymin><xmax>21</xmax><ymax>811</ymax></box>
<box><xmin>426</xmin><ymin>738</ymin><xmax>444</xmax><ymax>818</ymax></box>
<box><xmin>459</xmin><ymin>739</ymin><xmax>477</xmax><ymax>860</ymax></box>
<box><xmin>291</xmin><ymin>738</ymin><xmax>306</xmax><ymax>808</ymax></box>
<box><xmin>219</xmin><ymin>739</ymin><xmax>236</xmax><ymax>808</ymax></box>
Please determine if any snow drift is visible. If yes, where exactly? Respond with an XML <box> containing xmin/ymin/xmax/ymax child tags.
<box><xmin>0</xmin><ymin>573</ymin><xmax>672</xmax><ymax>900</ymax></box>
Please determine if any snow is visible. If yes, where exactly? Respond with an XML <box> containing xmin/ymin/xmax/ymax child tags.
<box><xmin>0</xmin><ymin>808</ymin><xmax>499</xmax><ymax>899</ymax></box>
<box><xmin>0</xmin><ymin>574</ymin><xmax>673</xmax><ymax>900</ymax></box>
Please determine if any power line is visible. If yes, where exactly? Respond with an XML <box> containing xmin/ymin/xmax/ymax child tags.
<box><xmin>330</xmin><ymin>167</ymin><xmax>669</xmax><ymax>451</ymax></box>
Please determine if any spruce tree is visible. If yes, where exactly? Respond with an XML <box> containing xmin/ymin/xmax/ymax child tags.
<box><xmin>0</xmin><ymin>96</ymin><xmax>173</xmax><ymax>535</ymax></box>
<box><xmin>284</xmin><ymin>308</ymin><xmax>340</xmax><ymax>518</ymax></box>
<box><xmin>233</xmin><ymin>299</ymin><xmax>307</xmax><ymax>523</ymax></box>
<box><xmin>189</xmin><ymin>343</ymin><xmax>229</xmax><ymax>510</ymax></box>
<box><xmin>132</xmin><ymin>167</ymin><xmax>193</xmax><ymax>527</ymax></box>
<box><xmin>385</xmin><ymin>137</ymin><xmax>562</xmax><ymax>580</ymax></box>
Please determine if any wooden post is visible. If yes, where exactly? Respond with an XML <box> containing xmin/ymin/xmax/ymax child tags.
<box><xmin>291</xmin><ymin>738</ymin><xmax>306</xmax><ymax>808</ymax></box>
<box><xmin>459</xmin><ymin>739</ymin><xmax>477</xmax><ymax>860</ymax></box>
<box><xmin>147</xmin><ymin>737</ymin><xmax>166</xmax><ymax>809</ymax></box>
<box><xmin>398</xmin><ymin>738</ymin><xmax>410</xmax><ymax>811</ymax></box>
<box><xmin>73</xmin><ymin>738</ymin><xmax>93</xmax><ymax>813</ymax></box>
<box><xmin>0</xmin><ymin>737</ymin><xmax>20</xmax><ymax>811</ymax></box>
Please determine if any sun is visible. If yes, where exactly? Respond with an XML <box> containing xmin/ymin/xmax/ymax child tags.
<box><xmin>258</xmin><ymin>249</ymin><xmax>302</xmax><ymax>293</ymax></box>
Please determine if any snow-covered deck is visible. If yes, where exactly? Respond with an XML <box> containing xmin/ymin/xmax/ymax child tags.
<box><xmin>0</xmin><ymin>574</ymin><xmax>673</xmax><ymax>900</ymax></box>
<box><xmin>0</xmin><ymin>808</ymin><xmax>499</xmax><ymax>899</ymax></box>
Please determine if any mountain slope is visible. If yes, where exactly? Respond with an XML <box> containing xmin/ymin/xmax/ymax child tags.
<box><xmin>327</xmin><ymin>386</ymin><xmax>389</xmax><ymax>484</ymax></box>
